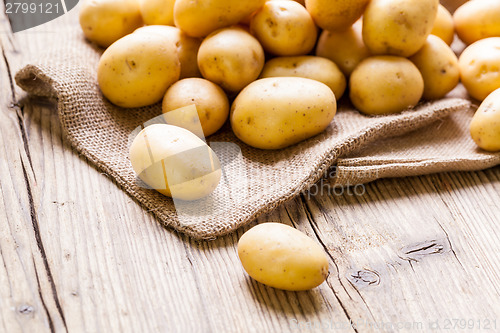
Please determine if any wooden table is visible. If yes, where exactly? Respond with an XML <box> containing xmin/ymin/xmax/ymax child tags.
<box><xmin>1</xmin><ymin>4</ymin><xmax>499</xmax><ymax>333</ymax></box>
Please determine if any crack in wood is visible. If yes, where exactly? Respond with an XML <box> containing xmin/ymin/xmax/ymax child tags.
<box><xmin>33</xmin><ymin>258</ymin><xmax>55</xmax><ymax>333</ymax></box>
<box><xmin>21</xmin><ymin>157</ymin><xmax>68</xmax><ymax>332</ymax></box>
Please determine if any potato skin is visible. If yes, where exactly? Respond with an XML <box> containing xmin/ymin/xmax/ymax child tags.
<box><xmin>97</xmin><ymin>33</ymin><xmax>180</xmax><ymax>108</ymax></box>
<box><xmin>174</xmin><ymin>0</ymin><xmax>266</xmax><ymax>37</ymax></box>
<box><xmin>305</xmin><ymin>0</ymin><xmax>369</xmax><ymax>32</ymax></box>
<box><xmin>260</xmin><ymin>56</ymin><xmax>346</xmax><ymax>100</ymax></box>
<box><xmin>79</xmin><ymin>0</ymin><xmax>143</xmax><ymax>48</ymax></box>
<box><xmin>162</xmin><ymin>78</ymin><xmax>229</xmax><ymax>137</ymax></box>
<box><xmin>431</xmin><ymin>4</ymin><xmax>454</xmax><ymax>46</ymax></box>
<box><xmin>458</xmin><ymin>37</ymin><xmax>500</xmax><ymax>101</ymax></box>
<box><xmin>129</xmin><ymin>124</ymin><xmax>222</xmax><ymax>200</ymax></box>
<box><xmin>237</xmin><ymin>223</ymin><xmax>329</xmax><ymax>291</ymax></box>
<box><xmin>454</xmin><ymin>0</ymin><xmax>500</xmax><ymax>45</ymax></box>
<box><xmin>198</xmin><ymin>26</ymin><xmax>265</xmax><ymax>93</ymax></box>
<box><xmin>250</xmin><ymin>1</ymin><xmax>317</xmax><ymax>56</ymax></box>
<box><xmin>409</xmin><ymin>35</ymin><xmax>459</xmax><ymax>100</ymax></box>
<box><xmin>316</xmin><ymin>20</ymin><xmax>371</xmax><ymax>77</ymax></box>
<box><xmin>363</xmin><ymin>0</ymin><xmax>439</xmax><ymax>57</ymax></box>
<box><xmin>349</xmin><ymin>56</ymin><xmax>424</xmax><ymax>115</ymax></box>
<box><xmin>470</xmin><ymin>88</ymin><xmax>500</xmax><ymax>152</ymax></box>
<box><xmin>139</xmin><ymin>0</ymin><xmax>175</xmax><ymax>25</ymax></box>
<box><xmin>231</xmin><ymin>77</ymin><xmax>336</xmax><ymax>150</ymax></box>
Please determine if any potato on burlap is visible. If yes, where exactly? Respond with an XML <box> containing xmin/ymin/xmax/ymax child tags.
<box><xmin>231</xmin><ymin>77</ymin><xmax>336</xmax><ymax>150</ymax></box>
<box><xmin>250</xmin><ymin>0</ymin><xmax>317</xmax><ymax>56</ymax></box>
<box><xmin>349</xmin><ymin>56</ymin><xmax>424</xmax><ymax>115</ymax></box>
<box><xmin>409</xmin><ymin>35</ymin><xmax>459</xmax><ymax>100</ymax></box>
<box><xmin>197</xmin><ymin>26</ymin><xmax>265</xmax><ymax>93</ymax></box>
<box><xmin>362</xmin><ymin>0</ymin><xmax>439</xmax><ymax>57</ymax></box>
<box><xmin>79</xmin><ymin>0</ymin><xmax>143</xmax><ymax>48</ymax></box>
<box><xmin>259</xmin><ymin>56</ymin><xmax>346</xmax><ymax>100</ymax></box>
<box><xmin>97</xmin><ymin>33</ymin><xmax>180</xmax><ymax>108</ymax></box>
<box><xmin>470</xmin><ymin>88</ymin><xmax>500</xmax><ymax>152</ymax></box>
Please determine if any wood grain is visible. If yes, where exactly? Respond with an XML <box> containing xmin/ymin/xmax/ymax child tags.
<box><xmin>1</xmin><ymin>3</ymin><xmax>500</xmax><ymax>333</ymax></box>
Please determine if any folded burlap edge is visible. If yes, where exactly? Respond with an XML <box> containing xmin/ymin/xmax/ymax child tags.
<box><xmin>15</xmin><ymin>63</ymin><xmax>473</xmax><ymax>239</ymax></box>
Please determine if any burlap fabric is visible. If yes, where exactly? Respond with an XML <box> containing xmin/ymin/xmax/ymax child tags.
<box><xmin>15</xmin><ymin>27</ymin><xmax>500</xmax><ymax>239</ymax></box>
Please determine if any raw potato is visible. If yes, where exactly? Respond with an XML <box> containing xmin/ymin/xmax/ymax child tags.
<box><xmin>231</xmin><ymin>77</ymin><xmax>336</xmax><ymax>150</ymax></box>
<box><xmin>162</xmin><ymin>78</ymin><xmax>229</xmax><ymax>137</ymax></box>
<box><xmin>431</xmin><ymin>4</ymin><xmax>454</xmax><ymax>46</ymax></box>
<box><xmin>134</xmin><ymin>25</ymin><xmax>202</xmax><ymax>79</ymax></box>
<box><xmin>129</xmin><ymin>124</ymin><xmax>222</xmax><ymax>200</ymax></box>
<box><xmin>349</xmin><ymin>56</ymin><xmax>424</xmax><ymax>115</ymax></box>
<box><xmin>454</xmin><ymin>0</ymin><xmax>500</xmax><ymax>45</ymax></box>
<box><xmin>316</xmin><ymin>19</ymin><xmax>371</xmax><ymax>77</ymax></box>
<box><xmin>174</xmin><ymin>0</ymin><xmax>266</xmax><ymax>37</ymax></box>
<box><xmin>237</xmin><ymin>223</ymin><xmax>329</xmax><ymax>291</ymax></box>
<box><xmin>458</xmin><ymin>37</ymin><xmax>500</xmax><ymax>101</ymax></box>
<box><xmin>363</xmin><ymin>0</ymin><xmax>439</xmax><ymax>57</ymax></box>
<box><xmin>79</xmin><ymin>0</ymin><xmax>143</xmax><ymax>48</ymax></box>
<box><xmin>305</xmin><ymin>0</ymin><xmax>369</xmax><ymax>32</ymax></box>
<box><xmin>409</xmin><ymin>35</ymin><xmax>459</xmax><ymax>100</ymax></box>
<box><xmin>260</xmin><ymin>56</ymin><xmax>346</xmax><ymax>100</ymax></box>
<box><xmin>98</xmin><ymin>33</ymin><xmax>180</xmax><ymax>108</ymax></box>
<box><xmin>250</xmin><ymin>1</ymin><xmax>317</xmax><ymax>56</ymax></box>
<box><xmin>197</xmin><ymin>26</ymin><xmax>265</xmax><ymax>93</ymax></box>
<box><xmin>470</xmin><ymin>88</ymin><xmax>500</xmax><ymax>152</ymax></box>
<box><xmin>139</xmin><ymin>0</ymin><xmax>175</xmax><ymax>25</ymax></box>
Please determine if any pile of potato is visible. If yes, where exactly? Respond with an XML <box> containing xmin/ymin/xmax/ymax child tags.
<box><xmin>79</xmin><ymin>0</ymin><xmax>500</xmax><ymax>202</ymax></box>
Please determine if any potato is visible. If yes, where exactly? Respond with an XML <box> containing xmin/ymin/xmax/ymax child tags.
<box><xmin>260</xmin><ymin>56</ymin><xmax>346</xmax><ymax>100</ymax></box>
<box><xmin>363</xmin><ymin>0</ymin><xmax>439</xmax><ymax>57</ymax></box>
<box><xmin>458</xmin><ymin>37</ymin><xmax>500</xmax><ymax>101</ymax></box>
<box><xmin>470</xmin><ymin>88</ymin><xmax>500</xmax><ymax>152</ymax></box>
<box><xmin>454</xmin><ymin>0</ymin><xmax>500</xmax><ymax>45</ymax></box>
<box><xmin>97</xmin><ymin>33</ymin><xmax>180</xmax><ymax>108</ymax></box>
<box><xmin>250</xmin><ymin>1</ymin><xmax>317</xmax><ymax>56</ymax></box>
<box><xmin>197</xmin><ymin>26</ymin><xmax>265</xmax><ymax>93</ymax></box>
<box><xmin>409</xmin><ymin>35</ymin><xmax>459</xmax><ymax>100</ymax></box>
<box><xmin>305</xmin><ymin>0</ymin><xmax>369</xmax><ymax>32</ymax></box>
<box><xmin>162</xmin><ymin>78</ymin><xmax>229</xmax><ymax>137</ymax></box>
<box><xmin>134</xmin><ymin>25</ymin><xmax>202</xmax><ymax>79</ymax></box>
<box><xmin>231</xmin><ymin>77</ymin><xmax>336</xmax><ymax>149</ymax></box>
<box><xmin>431</xmin><ymin>4</ymin><xmax>454</xmax><ymax>46</ymax></box>
<box><xmin>315</xmin><ymin>19</ymin><xmax>370</xmax><ymax>77</ymax></box>
<box><xmin>79</xmin><ymin>0</ymin><xmax>143</xmax><ymax>48</ymax></box>
<box><xmin>237</xmin><ymin>222</ymin><xmax>329</xmax><ymax>291</ymax></box>
<box><xmin>129</xmin><ymin>124</ymin><xmax>222</xmax><ymax>200</ymax></box>
<box><xmin>349</xmin><ymin>56</ymin><xmax>424</xmax><ymax>115</ymax></box>
<box><xmin>174</xmin><ymin>0</ymin><xmax>266</xmax><ymax>38</ymax></box>
<box><xmin>139</xmin><ymin>0</ymin><xmax>175</xmax><ymax>25</ymax></box>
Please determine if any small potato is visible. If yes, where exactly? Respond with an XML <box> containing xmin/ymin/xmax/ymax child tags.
<box><xmin>231</xmin><ymin>77</ymin><xmax>336</xmax><ymax>150</ymax></box>
<box><xmin>250</xmin><ymin>1</ymin><xmax>317</xmax><ymax>56</ymax></box>
<box><xmin>79</xmin><ymin>0</ymin><xmax>143</xmax><ymax>48</ymax></box>
<box><xmin>139</xmin><ymin>0</ymin><xmax>175</xmax><ymax>25</ymax></box>
<box><xmin>316</xmin><ymin>20</ymin><xmax>370</xmax><ymax>77</ymax></box>
<box><xmin>162</xmin><ymin>78</ymin><xmax>229</xmax><ymax>137</ymax></box>
<box><xmin>454</xmin><ymin>0</ymin><xmax>500</xmax><ymax>45</ymax></box>
<box><xmin>198</xmin><ymin>26</ymin><xmax>265</xmax><ymax>93</ymax></box>
<box><xmin>260</xmin><ymin>56</ymin><xmax>346</xmax><ymax>100</ymax></box>
<box><xmin>305</xmin><ymin>0</ymin><xmax>369</xmax><ymax>32</ymax></box>
<box><xmin>134</xmin><ymin>25</ymin><xmax>202</xmax><ymax>79</ymax></box>
<box><xmin>363</xmin><ymin>0</ymin><xmax>439</xmax><ymax>57</ymax></box>
<box><xmin>431</xmin><ymin>4</ymin><xmax>454</xmax><ymax>46</ymax></box>
<box><xmin>97</xmin><ymin>33</ymin><xmax>180</xmax><ymax>108</ymax></box>
<box><xmin>470</xmin><ymin>88</ymin><xmax>500</xmax><ymax>152</ymax></box>
<box><xmin>458</xmin><ymin>37</ymin><xmax>500</xmax><ymax>101</ymax></box>
<box><xmin>129</xmin><ymin>124</ymin><xmax>222</xmax><ymax>200</ymax></box>
<box><xmin>174</xmin><ymin>0</ymin><xmax>266</xmax><ymax>37</ymax></box>
<box><xmin>409</xmin><ymin>35</ymin><xmax>459</xmax><ymax>100</ymax></box>
<box><xmin>237</xmin><ymin>222</ymin><xmax>329</xmax><ymax>291</ymax></box>
<box><xmin>350</xmin><ymin>56</ymin><xmax>424</xmax><ymax>115</ymax></box>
